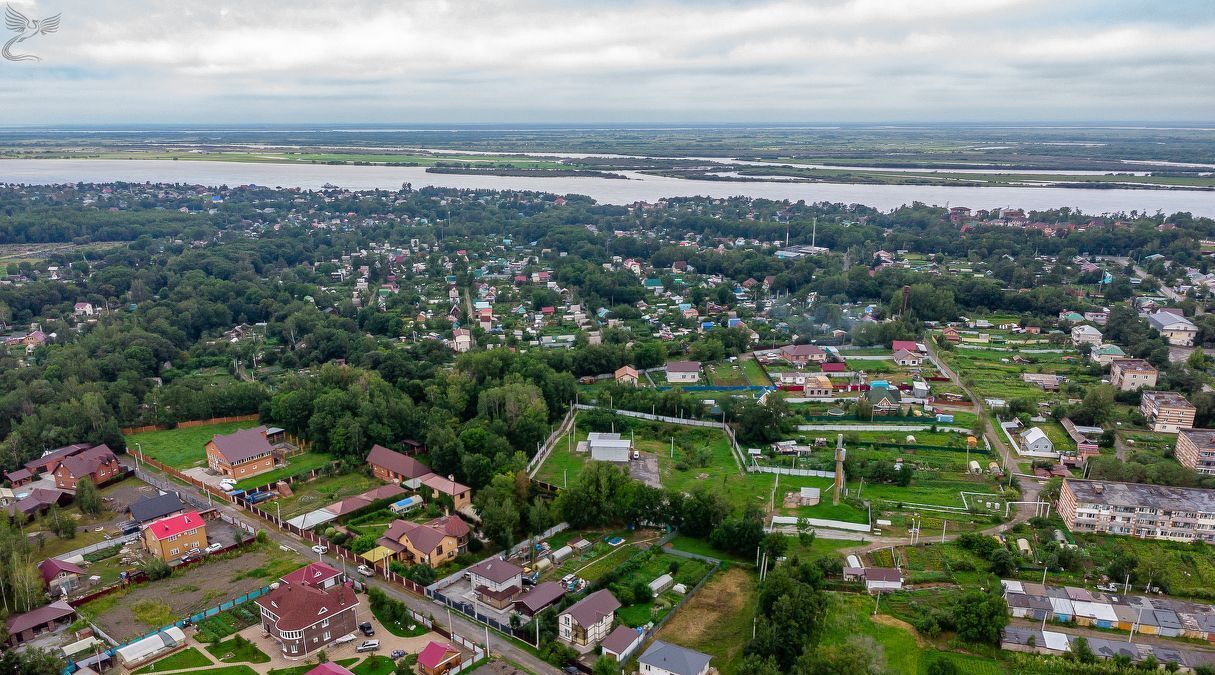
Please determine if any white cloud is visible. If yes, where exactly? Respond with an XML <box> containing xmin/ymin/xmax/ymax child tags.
<box><xmin>1</xmin><ymin>0</ymin><xmax>1212</xmax><ymax>122</ymax></box>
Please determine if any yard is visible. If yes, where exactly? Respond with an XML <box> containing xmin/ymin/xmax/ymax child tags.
<box><xmin>268</xmin><ymin>471</ymin><xmax>384</xmax><ymax>519</ymax></box>
<box><xmin>129</xmin><ymin>421</ymin><xmax>261</xmax><ymax>469</ymax></box>
<box><xmin>234</xmin><ymin>452</ymin><xmax>335</xmax><ymax>491</ymax></box>
<box><xmin>703</xmin><ymin>361</ymin><xmax>748</xmax><ymax>386</ymax></box>
<box><xmin>654</xmin><ymin>566</ymin><xmax>756</xmax><ymax>674</ymax></box>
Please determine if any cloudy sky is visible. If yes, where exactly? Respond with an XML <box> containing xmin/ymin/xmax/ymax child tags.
<box><xmin>2</xmin><ymin>0</ymin><xmax>1213</xmax><ymax>125</ymax></box>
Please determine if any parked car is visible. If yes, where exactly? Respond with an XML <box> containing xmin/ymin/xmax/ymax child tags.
<box><xmin>632</xmin><ymin>450</ymin><xmax>640</xmax><ymax>460</ymax></box>
<box><xmin>356</xmin><ymin>640</ymin><xmax>379</xmax><ymax>653</ymax></box>
<box><xmin>1096</xmin><ymin>582</ymin><xmax>1119</xmax><ymax>593</ymax></box>
<box><xmin>186</xmin><ymin>548</ymin><xmax>202</xmax><ymax>556</ymax></box>
<box><xmin>357</xmin><ymin>565</ymin><xmax>374</xmax><ymax>577</ymax></box>
<box><xmin>311</xmin><ymin>544</ymin><xmax>328</xmax><ymax>554</ymax></box>
<box><xmin>390</xmin><ymin>650</ymin><xmax>406</xmax><ymax>660</ymax></box>
<box><xmin>359</xmin><ymin>621</ymin><xmax>375</xmax><ymax>637</ymax></box>
<box><xmin>205</xmin><ymin>543</ymin><xmax>223</xmax><ymax>553</ymax></box>
<box><xmin>180</xmin><ymin>554</ymin><xmax>199</xmax><ymax>565</ymax></box>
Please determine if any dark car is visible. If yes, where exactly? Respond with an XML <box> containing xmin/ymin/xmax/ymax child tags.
<box><xmin>359</xmin><ymin>621</ymin><xmax>375</xmax><ymax>637</ymax></box>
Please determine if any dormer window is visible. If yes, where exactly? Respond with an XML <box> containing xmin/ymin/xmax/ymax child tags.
<box><xmin>318</xmin><ymin>606</ymin><xmax>328</xmax><ymax>615</ymax></box>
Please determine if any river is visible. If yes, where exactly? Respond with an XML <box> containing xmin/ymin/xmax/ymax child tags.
<box><xmin>2</xmin><ymin>158</ymin><xmax>1214</xmax><ymax>216</ymax></box>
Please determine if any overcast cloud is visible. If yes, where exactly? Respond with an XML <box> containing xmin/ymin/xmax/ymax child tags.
<box><xmin>1</xmin><ymin>0</ymin><xmax>1213</xmax><ymax>124</ymax></box>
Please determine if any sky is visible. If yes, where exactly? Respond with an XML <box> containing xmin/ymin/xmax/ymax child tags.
<box><xmin>1</xmin><ymin>0</ymin><xmax>1213</xmax><ymax>125</ymax></box>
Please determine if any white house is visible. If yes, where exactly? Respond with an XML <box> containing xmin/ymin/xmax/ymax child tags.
<box><xmin>1071</xmin><ymin>324</ymin><xmax>1103</xmax><ymax>347</ymax></box>
<box><xmin>637</xmin><ymin>640</ymin><xmax>712</xmax><ymax>675</ymax></box>
<box><xmin>665</xmin><ymin>361</ymin><xmax>701</xmax><ymax>384</ymax></box>
<box><xmin>559</xmin><ymin>589</ymin><xmax>619</xmax><ymax>649</ymax></box>
<box><xmin>891</xmin><ymin>349</ymin><xmax>923</xmax><ymax>367</ymax></box>
<box><xmin>1019</xmin><ymin>426</ymin><xmax>1056</xmax><ymax>457</ymax></box>
<box><xmin>450</xmin><ymin>328</ymin><xmax>473</xmax><ymax>353</ymax></box>
<box><xmin>73</xmin><ymin>302</ymin><xmax>95</xmax><ymax>318</ymax></box>
<box><xmin>467</xmin><ymin>558</ymin><xmax>524</xmax><ymax>610</ymax></box>
<box><xmin>1147</xmin><ymin>310</ymin><xmax>1198</xmax><ymax>347</ymax></box>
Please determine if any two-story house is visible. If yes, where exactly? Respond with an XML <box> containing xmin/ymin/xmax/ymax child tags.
<box><xmin>372</xmin><ymin>515</ymin><xmax>470</xmax><ymax>569</ymax></box>
<box><xmin>142</xmin><ymin>511</ymin><xmax>208</xmax><ymax>562</ymax></box>
<box><xmin>558</xmin><ymin>589</ymin><xmax>620</xmax><ymax>649</ymax></box>
<box><xmin>281</xmin><ymin>562</ymin><xmax>346</xmax><ymax>590</ymax></box>
<box><xmin>50</xmin><ymin>444</ymin><xmax>121</xmax><ymax>490</ymax></box>
<box><xmin>466</xmin><ymin>558</ymin><xmax>524</xmax><ymax>610</ymax></box>
<box><xmin>205</xmin><ymin>426</ymin><xmax>276</xmax><ymax>479</ymax></box>
<box><xmin>367</xmin><ymin>445</ymin><xmax>434</xmax><ymax>487</ymax></box>
<box><xmin>255</xmin><ymin>581</ymin><xmax>359</xmax><ymax>659</ymax></box>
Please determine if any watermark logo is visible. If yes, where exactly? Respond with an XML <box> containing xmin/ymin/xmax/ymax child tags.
<box><xmin>4</xmin><ymin>4</ymin><xmax>60</xmax><ymax>62</ymax></box>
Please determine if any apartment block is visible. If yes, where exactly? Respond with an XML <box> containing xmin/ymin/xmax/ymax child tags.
<box><xmin>1140</xmin><ymin>391</ymin><xmax>1196</xmax><ymax>433</ymax></box>
<box><xmin>1058</xmin><ymin>479</ymin><xmax>1215</xmax><ymax>542</ymax></box>
<box><xmin>1175</xmin><ymin>429</ymin><xmax>1215</xmax><ymax>475</ymax></box>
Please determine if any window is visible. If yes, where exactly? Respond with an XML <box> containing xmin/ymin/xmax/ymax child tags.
<box><xmin>170</xmin><ymin>548</ymin><xmax>179</xmax><ymax>555</ymax></box>
<box><xmin>291</xmin><ymin>645</ymin><xmax>298</xmax><ymax>654</ymax></box>
<box><xmin>323</xmin><ymin>631</ymin><xmax>330</xmax><ymax>641</ymax></box>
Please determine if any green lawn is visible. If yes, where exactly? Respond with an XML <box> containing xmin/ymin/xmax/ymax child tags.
<box><xmin>129</xmin><ymin>421</ymin><xmax>260</xmax><ymax>469</ymax></box>
<box><xmin>742</xmin><ymin>358</ymin><xmax>772</xmax><ymax>386</ymax></box>
<box><xmin>351</xmin><ymin>656</ymin><xmax>396</xmax><ymax>675</ymax></box>
<box><xmin>234</xmin><ymin>452</ymin><xmax>334</xmax><ymax>491</ymax></box>
<box><xmin>133</xmin><ymin>647</ymin><xmax>212</xmax><ymax>674</ymax></box>
<box><xmin>205</xmin><ymin>637</ymin><xmax>270</xmax><ymax>664</ymax></box>
<box><xmin>272</xmin><ymin>472</ymin><xmax>385</xmax><ymax>518</ymax></box>
<box><xmin>370</xmin><ymin>601</ymin><xmax>429</xmax><ymax>637</ymax></box>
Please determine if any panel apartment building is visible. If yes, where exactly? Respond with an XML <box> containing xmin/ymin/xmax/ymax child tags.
<box><xmin>1175</xmin><ymin>428</ymin><xmax>1215</xmax><ymax>475</ymax></box>
<box><xmin>1058</xmin><ymin>478</ymin><xmax>1215</xmax><ymax>542</ymax></box>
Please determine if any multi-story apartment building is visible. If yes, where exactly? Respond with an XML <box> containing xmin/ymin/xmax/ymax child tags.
<box><xmin>1057</xmin><ymin>479</ymin><xmax>1215</xmax><ymax>542</ymax></box>
<box><xmin>1175</xmin><ymin>429</ymin><xmax>1215</xmax><ymax>475</ymax></box>
<box><xmin>1109</xmin><ymin>359</ymin><xmax>1158</xmax><ymax>391</ymax></box>
<box><xmin>1140</xmin><ymin>391</ymin><xmax>1197</xmax><ymax>433</ymax></box>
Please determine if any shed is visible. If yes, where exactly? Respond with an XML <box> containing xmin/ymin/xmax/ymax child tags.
<box><xmin>116</xmin><ymin>627</ymin><xmax>187</xmax><ymax>666</ymax></box>
<box><xmin>649</xmin><ymin>573</ymin><xmax>674</xmax><ymax>596</ymax></box>
<box><xmin>550</xmin><ymin>545</ymin><xmax>573</xmax><ymax>564</ymax></box>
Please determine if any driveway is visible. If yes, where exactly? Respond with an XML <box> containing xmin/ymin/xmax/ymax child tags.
<box><xmin>629</xmin><ymin>452</ymin><xmax>661</xmax><ymax>488</ymax></box>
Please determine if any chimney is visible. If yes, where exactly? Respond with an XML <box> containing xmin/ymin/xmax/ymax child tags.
<box><xmin>1093</xmin><ymin>484</ymin><xmax>1104</xmax><ymax>494</ymax></box>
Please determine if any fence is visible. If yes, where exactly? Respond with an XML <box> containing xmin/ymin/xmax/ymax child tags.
<box><xmin>59</xmin><ymin>532</ymin><xmax>141</xmax><ymax>560</ymax></box>
<box><xmin>506</xmin><ymin>522</ymin><xmax>570</xmax><ymax>558</ymax></box>
<box><xmin>527</xmin><ymin>407</ymin><xmax>576</xmax><ymax>477</ymax></box>
<box><xmin>122</xmin><ymin>413</ymin><xmax>260</xmax><ymax>435</ymax></box>
<box><xmin>769</xmin><ymin>515</ymin><xmax>871</xmax><ymax>532</ymax></box>
<box><xmin>748</xmin><ymin>465</ymin><xmax>835</xmax><ymax>478</ymax></box>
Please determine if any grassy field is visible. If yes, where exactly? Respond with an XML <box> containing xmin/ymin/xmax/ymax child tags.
<box><xmin>742</xmin><ymin>358</ymin><xmax>772</xmax><ymax>386</ymax></box>
<box><xmin>270</xmin><ymin>471</ymin><xmax>384</xmax><ymax>518</ymax></box>
<box><xmin>704</xmin><ymin>361</ymin><xmax>748</xmax><ymax>386</ymax></box>
<box><xmin>654</xmin><ymin>566</ymin><xmax>756</xmax><ymax>674</ymax></box>
<box><xmin>205</xmin><ymin>637</ymin><xmax>270</xmax><ymax>664</ymax></box>
<box><xmin>234</xmin><ymin>452</ymin><xmax>334</xmax><ymax>490</ymax></box>
<box><xmin>129</xmin><ymin>421</ymin><xmax>260</xmax><ymax>469</ymax></box>
<box><xmin>133</xmin><ymin>647</ymin><xmax>212</xmax><ymax>673</ymax></box>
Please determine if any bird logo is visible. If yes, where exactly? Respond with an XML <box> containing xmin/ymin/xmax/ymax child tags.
<box><xmin>4</xmin><ymin>4</ymin><xmax>60</xmax><ymax>62</ymax></box>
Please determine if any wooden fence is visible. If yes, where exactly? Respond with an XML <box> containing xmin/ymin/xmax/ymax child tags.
<box><xmin>122</xmin><ymin>413</ymin><xmax>260</xmax><ymax>436</ymax></box>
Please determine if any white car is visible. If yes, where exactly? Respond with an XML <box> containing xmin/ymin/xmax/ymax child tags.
<box><xmin>357</xmin><ymin>565</ymin><xmax>374</xmax><ymax>577</ymax></box>
<box><xmin>311</xmin><ymin>544</ymin><xmax>328</xmax><ymax>554</ymax></box>
<box><xmin>356</xmin><ymin>640</ymin><xmax>379</xmax><ymax>653</ymax></box>
<box><xmin>205</xmin><ymin>542</ymin><xmax>223</xmax><ymax>553</ymax></box>
<box><xmin>632</xmin><ymin>450</ymin><xmax>640</xmax><ymax>460</ymax></box>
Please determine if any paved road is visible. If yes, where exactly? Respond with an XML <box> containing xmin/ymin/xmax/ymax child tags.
<box><xmin>129</xmin><ymin>460</ymin><xmax>558</xmax><ymax>675</ymax></box>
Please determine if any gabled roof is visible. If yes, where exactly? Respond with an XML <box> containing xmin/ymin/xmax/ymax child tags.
<box><xmin>637</xmin><ymin>640</ymin><xmax>712</xmax><ymax>675</ymax></box>
<box><xmin>666</xmin><ymin>360</ymin><xmax>700</xmax><ymax>373</ymax></box>
<box><xmin>366</xmin><ymin>445</ymin><xmax>432</xmax><ymax>479</ymax></box>
<box><xmin>562</xmin><ymin>589</ymin><xmax>620</xmax><ymax>627</ymax></box>
<box><xmin>144</xmin><ymin>511</ymin><xmax>204</xmax><ymax>541</ymax></box>
<box><xmin>255</xmin><ymin>581</ymin><xmax>357</xmax><ymax>631</ymax></box>
<box><xmin>39</xmin><ymin>558</ymin><xmax>86</xmax><ymax>584</ymax></box>
<box><xmin>25</xmin><ymin>443</ymin><xmax>93</xmax><ymax>473</ymax></box>
<box><xmin>305</xmin><ymin>664</ymin><xmax>355</xmax><ymax>675</ymax></box>
<box><xmin>209</xmin><ymin>426</ymin><xmax>273</xmax><ymax>464</ymax></box>
<box><xmin>515</xmin><ymin>581</ymin><xmax>565</xmax><ymax>613</ymax></box>
<box><xmin>420</xmin><ymin>473</ymin><xmax>469</xmax><ymax>497</ymax></box>
<box><xmin>417</xmin><ymin>641</ymin><xmax>461</xmax><ymax>670</ymax></box>
<box><xmin>601</xmin><ymin>624</ymin><xmax>642</xmax><ymax>655</ymax></box>
<box><xmin>281</xmin><ymin>562</ymin><xmax>342</xmax><ymax>588</ymax></box>
<box><xmin>55</xmin><ymin>445</ymin><xmax>117</xmax><ymax>478</ymax></box>
<box><xmin>5</xmin><ymin>600</ymin><xmax>75</xmax><ymax>635</ymax></box>
<box><xmin>382</xmin><ymin>517</ymin><xmax>458</xmax><ymax>554</ymax></box>
<box><xmin>468</xmin><ymin>557</ymin><xmax>523</xmax><ymax>585</ymax></box>
<box><xmin>129</xmin><ymin>493</ymin><xmax>186</xmax><ymax>524</ymax></box>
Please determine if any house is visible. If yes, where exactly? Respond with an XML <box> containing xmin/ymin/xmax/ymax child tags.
<box><xmin>891</xmin><ymin>349</ymin><xmax>923</xmax><ymax>368</ymax></box>
<box><xmin>129</xmin><ymin>493</ymin><xmax>186</xmax><ymax>524</ymax></box>
<box><xmin>940</xmin><ymin>326</ymin><xmax>961</xmax><ymax>343</ymax></box>
<box><xmin>40</xmin><ymin>558</ymin><xmax>86</xmax><ymax>597</ymax></box>
<box><xmin>559</xmin><ymin>589</ymin><xmax>620</xmax><ymax>648</ymax></box>
<box><xmin>614</xmin><ymin>365</ymin><xmax>640</xmax><ymax>386</ymax></box>
<box><xmin>205</xmin><ymin>426</ymin><xmax>276</xmax><ymax>479</ymax></box>
<box><xmin>420</xmin><ymin>474</ymin><xmax>472</xmax><ymax>511</ymax></box>
<box><xmin>305</xmin><ymin>664</ymin><xmax>356</xmax><ymax>675</ymax></box>
<box><xmin>601</xmin><ymin>625</ymin><xmax>644</xmax><ymax>662</ymax></box>
<box><xmin>5</xmin><ymin>487</ymin><xmax>70</xmax><ymax>520</ymax></box>
<box><xmin>1110</xmin><ymin>359</ymin><xmax>1159</xmax><ymax>391</ymax></box>
<box><xmin>515</xmin><ymin>581</ymin><xmax>566</xmax><ymax>617</ymax></box>
<box><xmin>865</xmin><ymin>385</ymin><xmax>902</xmax><ymax>415</ymax></box>
<box><xmin>281</xmin><ymin>562</ymin><xmax>346</xmax><ymax>590</ymax></box>
<box><xmin>367</xmin><ymin>445</ymin><xmax>433</xmax><ymax>486</ymax></box>
<box><xmin>1175</xmin><ymin>429</ymin><xmax>1215</xmax><ymax>475</ymax></box>
<box><xmin>1090</xmin><ymin>343</ymin><xmax>1126</xmax><ymax>366</ymax></box>
<box><xmin>1058</xmin><ymin>478</ymin><xmax>1215</xmax><ymax>542</ymax></box>
<box><xmin>417</xmin><ymin>641</ymin><xmax>462</xmax><ymax>675</ymax></box>
<box><xmin>1140</xmin><ymin>391</ymin><xmax>1196</xmax><ymax>433</ymax></box>
<box><xmin>780</xmin><ymin>344</ymin><xmax>826</xmax><ymax>365</ymax></box>
<box><xmin>371</xmin><ymin>515</ymin><xmax>470</xmax><ymax>568</ymax></box>
<box><xmin>142</xmin><ymin>511</ymin><xmax>208</xmax><ymax>562</ymax></box>
<box><xmin>16</xmin><ymin>442</ymin><xmax>92</xmax><ymax>481</ymax></box>
<box><xmin>802</xmin><ymin>374</ymin><xmax>833</xmax><ymax>397</ymax></box>
<box><xmin>860</xmin><ymin>567</ymin><xmax>904</xmax><ymax>593</ymax></box>
<box><xmin>467</xmin><ymin>557</ymin><xmax>524</xmax><ymax>610</ymax></box>
<box><xmin>665</xmin><ymin>361</ymin><xmax>701</xmax><ymax>384</ymax></box>
<box><xmin>1019</xmin><ymin>427</ymin><xmax>1055</xmax><ymax>457</ymax></box>
<box><xmin>585</xmin><ymin>432</ymin><xmax>632</xmax><ymax>463</ymax></box>
<box><xmin>636</xmin><ymin>640</ymin><xmax>712</xmax><ymax>675</ymax></box>
<box><xmin>450</xmin><ymin>328</ymin><xmax>473</xmax><ymax>353</ymax></box>
<box><xmin>1071</xmin><ymin>325</ymin><xmax>1103</xmax><ymax>347</ymax></box>
<box><xmin>4</xmin><ymin>600</ymin><xmax>76</xmax><ymax>647</ymax></box>
<box><xmin>73</xmin><ymin>302</ymin><xmax>95</xmax><ymax>317</ymax></box>
<box><xmin>1147</xmin><ymin>309</ymin><xmax>1198</xmax><ymax>346</ymax></box>
<box><xmin>255</xmin><ymin>580</ymin><xmax>359</xmax><ymax>659</ymax></box>
<box><xmin>51</xmin><ymin>444</ymin><xmax>121</xmax><ymax>489</ymax></box>
<box><xmin>891</xmin><ymin>340</ymin><xmax>922</xmax><ymax>354</ymax></box>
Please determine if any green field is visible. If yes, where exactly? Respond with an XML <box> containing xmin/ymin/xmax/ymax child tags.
<box><xmin>234</xmin><ymin>452</ymin><xmax>335</xmax><ymax>491</ymax></box>
<box><xmin>133</xmin><ymin>647</ymin><xmax>212</xmax><ymax>674</ymax></box>
<box><xmin>270</xmin><ymin>471</ymin><xmax>384</xmax><ymax>518</ymax></box>
<box><xmin>129</xmin><ymin>421</ymin><xmax>260</xmax><ymax>469</ymax></box>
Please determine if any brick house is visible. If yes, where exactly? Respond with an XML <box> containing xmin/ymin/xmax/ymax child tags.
<box><xmin>51</xmin><ymin>444</ymin><xmax>121</xmax><ymax>489</ymax></box>
<box><xmin>1140</xmin><ymin>391</ymin><xmax>1196</xmax><ymax>433</ymax></box>
<box><xmin>367</xmin><ymin>445</ymin><xmax>433</xmax><ymax>487</ymax></box>
<box><xmin>419</xmin><ymin>474</ymin><xmax>472</xmax><ymax>511</ymax></box>
<box><xmin>780</xmin><ymin>344</ymin><xmax>826</xmax><ymax>365</ymax></box>
<box><xmin>206</xmin><ymin>426</ymin><xmax>276</xmax><ymax>479</ymax></box>
<box><xmin>1175</xmin><ymin>428</ymin><xmax>1215</xmax><ymax>475</ymax></box>
<box><xmin>371</xmin><ymin>515</ymin><xmax>470</xmax><ymax>568</ymax></box>
<box><xmin>142</xmin><ymin>511</ymin><xmax>208</xmax><ymax>562</ymax></box>
<box><xmin>467</xmin><ymin>558</ymin><xmax>524</xmax><ymax>610</ymax></box>
<box><xmin>281</xmin><ymin>562</ymin><xmax>346</xmax><ymax>590</ymax></box>
<box><xmin>255</xmin><ymin>581</ymin><xmax>359</xmax><ymax>659</ymax></box>
<box><xmin>559</xmin><ymin>589</ymin><xmax>620</xmax><ymax>648</ymax></box>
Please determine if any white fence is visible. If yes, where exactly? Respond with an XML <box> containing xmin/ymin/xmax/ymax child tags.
<box><xmin>60</xmin><ymin>532</ymin><xmax>141</xmax><ymax>560</ymax></box>
<box><xmin>750</xmin><ymin>465</ymin><xmax>835</xmax><ymax>478</ymax></box>
<box><xmin>770</xmin><ymin>515</ymin><xmax>871</xmax><ymax>532</ymax></box>
<box><xmin>526</xmin><ymin>407</ymin><xmax>575</xmax><ymax>477</ymax></box>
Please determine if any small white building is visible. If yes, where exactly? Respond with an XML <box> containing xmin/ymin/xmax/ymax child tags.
<box><xmin>1070</xmin><ymin>324</ymin><xmax>1103</xmax><ymax>347</ymax></box>
<box><xmin>636</xmin><ymin>640</ymin><xmax>713</xmax><ymax>675</ymax></box>
<box><xmin>1019</xmin><ymin>426</ymin><xmax>1055</xmax><ymax>457</ymax></box>
<box><xmin>648</xmin><ymin>573</ymin><xmax>674</xmax><ymax>596</ymax></box>
<box><xmin>586</xmin><ymin>432</ymin><xmax>632</xmax><ymax>463</ymax></box>
<box><xmin>665</xmin><ymin>361</ymin><xmax>701</xmax><ymax>384</ymax></box>
<box><xmin>450</xmin><ymin>328</ymin><xmax>473</xmax><ymax>353</ymax></box>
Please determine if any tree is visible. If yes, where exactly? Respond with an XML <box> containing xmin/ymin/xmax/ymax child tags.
<box><xmin>988</xmin><ymin>548</ymin><xmax>1018</xmax><ymax>577</ymax></box>
<box><xmin>1071</xmin><ymin>636</ymin><xmax>1095</xmax><ymax>664</ymax></box>
<box><xmin>0</xmin><ymin>647</ymin><xmax>65</xmax><ymax>675</ymax></box>
<box><xmin>794</xmin><ymin>635</ymin><xmax>885</xmax><ymax>675</ymax></box>
<box><xmin>591</xmin><ymin>656</ymin><xmax>620</xmax><ymax>675</ymax></box>
<box><xmin>952</xmin><ymin>586</ymin><xmax>1008</xmax><ymax>645</ymax></box>
<box><xmin>925</xmin><ymin>656</ymin><xmax>961</xmax><ymax>675</ymax></box>
<box><xmin>75</xmin><ymin>477</ymin><xmax>103</xmax><ymax>517</ymax></box>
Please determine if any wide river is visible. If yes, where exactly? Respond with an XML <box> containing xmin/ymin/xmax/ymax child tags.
<box><xmin>2</xmin><ymin>158</ymin><xmax>1214</xmax><ymax>216</ymax></box>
